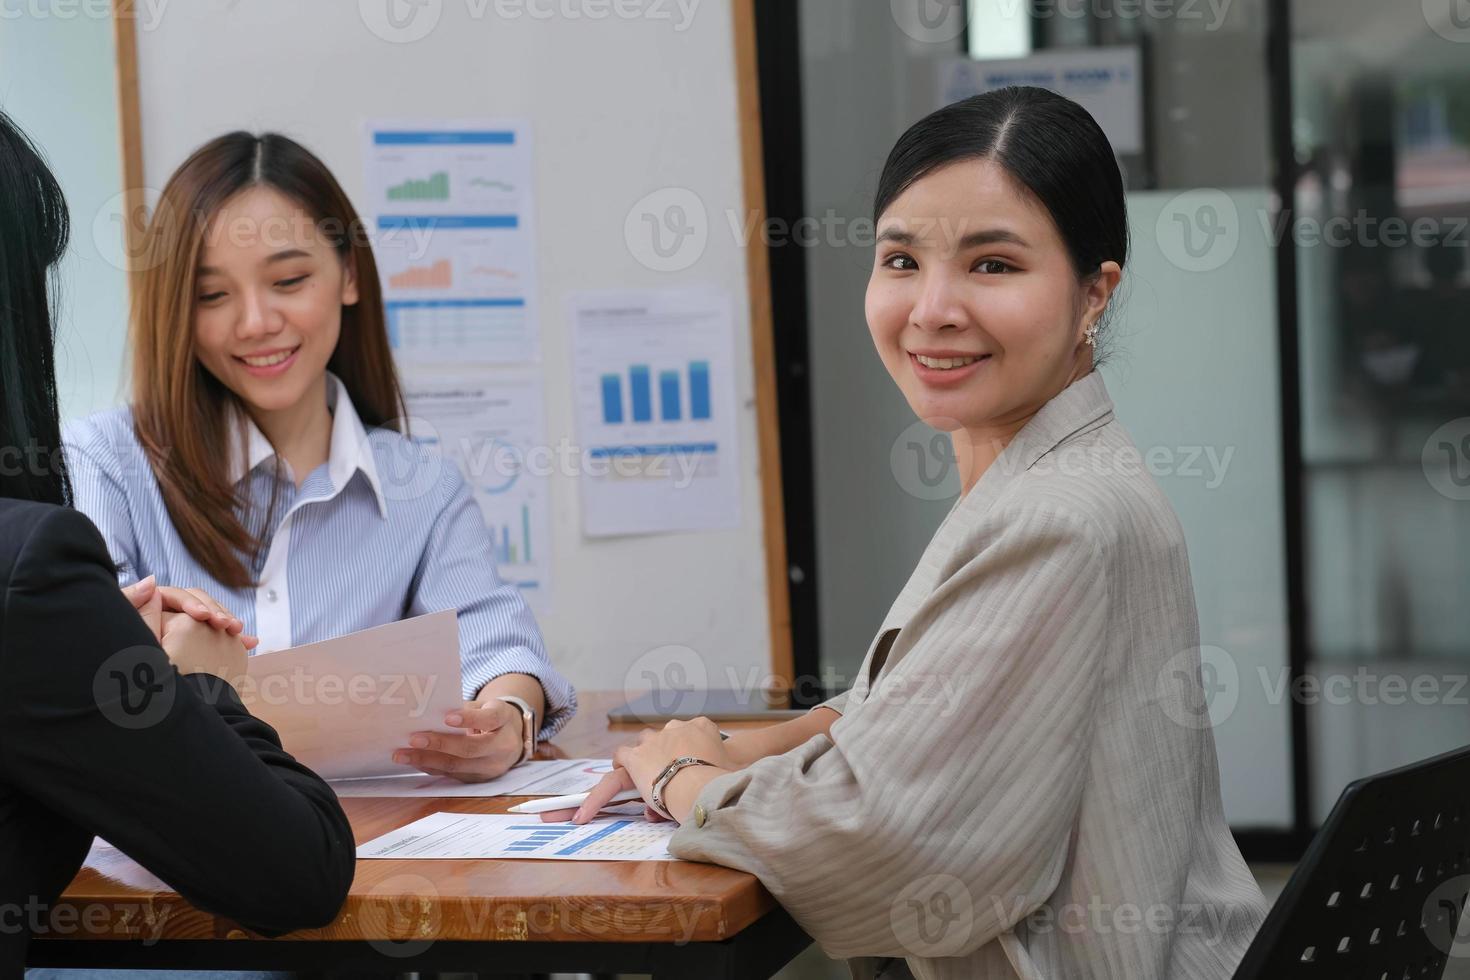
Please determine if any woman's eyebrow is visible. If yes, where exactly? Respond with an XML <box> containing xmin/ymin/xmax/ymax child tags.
<box><xmin>875</xmin><ymin>227</ymin><xmax>917</xmax><ymax>246</ymax></box>
<box><xmin>874</xmin><ymin>226</ymin><xmax>1030</xmax><ymax>249</ymax></box>
<box><xmin>955</xmin><ymin>228</ymin><xmax>1029</xmax><ymax>249</ymax></box>
<box><xmin>197</xmin><ymin>248</ymin><xmax>311</xmax><ymax>277</ymax></box>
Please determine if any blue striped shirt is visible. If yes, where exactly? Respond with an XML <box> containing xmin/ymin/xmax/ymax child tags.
<box><xmin>62</xmin><ymin>374</ymin><xmax>576</xmax><ymax>739</ymax></box>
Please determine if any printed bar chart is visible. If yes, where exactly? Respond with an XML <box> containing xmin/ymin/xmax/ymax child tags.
<box><xmin>388</xmin><ymin>259</ymin><xmax>452</xmax><ymax>290</ymax></box>
<box><xmin>571</xmin><ymin>289</ymin><xmax>741</xmax><ymax>536</ymax></box>
<box><xmin>506</xmin><ymin>825</ymin><xmax>573</xmax><ymax>854</ymax></box>
<box><xmin>598</xmin><ymin>362</ymin><xmax>714</xmax><ymax>426</ymax></box>
<box><xmin>387</xmin><ymin>171</ymin><xmax>449</xmax><ymax>201</ymax></box>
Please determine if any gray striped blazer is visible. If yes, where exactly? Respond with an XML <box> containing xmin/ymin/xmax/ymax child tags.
<box><xmin>669</xmin><ymin>371</ymin><xmax>1269</xmax><ymax>979</ymax></box>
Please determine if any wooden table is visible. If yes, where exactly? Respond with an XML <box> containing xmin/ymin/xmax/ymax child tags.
<box><xmin>29</xmin><ymin>692</ymin><xmax>813</xmax><ymax>978</ymax></box>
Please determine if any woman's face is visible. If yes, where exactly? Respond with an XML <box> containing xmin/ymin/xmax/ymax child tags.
<box><xmin>191</xmin><ymin>186</ymin><xmax>357</xmax><ymax>417</ymax></box>
<box><xmin>866</xmin><ymin>157</ymin><xmax>1114</xmax><ymax>434</ymax></box>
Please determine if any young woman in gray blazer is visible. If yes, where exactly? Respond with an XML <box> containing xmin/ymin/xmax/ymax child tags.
<box><xmin>562</xmin><ymin>87</ymin><xmax>1270</xmax><ymax>980</ymax></box>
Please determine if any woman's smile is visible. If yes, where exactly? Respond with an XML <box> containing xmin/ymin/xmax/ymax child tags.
<box><xmin>908</xmin><ymin>349</ymin><xmax>993</xmax><ymax>386</ymax></box>
<box><xmin>235</xmin><ymin>344</ymin><xmax>301</xmax><ymax>378</ymax></box>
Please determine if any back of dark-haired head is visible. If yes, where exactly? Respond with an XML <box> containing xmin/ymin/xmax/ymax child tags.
<box><xmin>0</xmin><ymin>109</ymin><xmax>71</xmax><ymax>506</ymax></box>
<box><xmin>874</xmin><ymin>86</ymin><xmax>1129</xmax><ymax>302</ymax></box>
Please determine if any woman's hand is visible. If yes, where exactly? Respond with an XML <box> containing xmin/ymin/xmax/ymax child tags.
<box><xmin>121</xmin><ymin>576</ymin><xmax>259</xmax><ymax>649</ymax></box>
<box><xmin>122</xmin><ymin>576</ymin><xmax>165</xmax><ymax>640</ymax></box>
<box><xmin>160</xmin><ymin>611</ymin><xmax>249</xmax><ymax>682</ymax></box>
<box><xmin>157</xmin><ymin>585</ymin><xmax>259</xmax><ymax>649</ymax></box>
<box><xmin>544</xmin><ymin>718</ymin><xmax>734</xmax><ymax>825</ymax></box>
<box><xmin>393</xmin><ymin>700</ymin><xmax>526</xmax><ymax>782</ymax></box>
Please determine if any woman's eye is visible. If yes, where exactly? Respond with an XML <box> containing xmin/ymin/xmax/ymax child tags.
<box><xmin>975</xmin><ymin>259</ymin><xmax>1012</xmax><ymax>275</ymax></box>
<box><xmin>883</xmin><ymin>253</ymin><xmax>918</xmax><ymax>271</ymax></box>
<box><xmin>197</xmin><ymin>291</ymin><xmax>227</xmax><ymax>304</ymax></box>
<box><xmin>276</xmin><ymin>274</ymin><xmax>309</xmax><ymax>289</ymax></box>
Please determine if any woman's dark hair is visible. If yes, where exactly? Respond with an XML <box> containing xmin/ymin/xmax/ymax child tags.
<box><xmin>874</xmin><ymin>86</ymin><xmax>1129</xmax><ymax>350</ymax></box>
<box><xmin>0</xmin><ymin>109</ymin><xmax>71</xmax><ymax>506</ymax></box>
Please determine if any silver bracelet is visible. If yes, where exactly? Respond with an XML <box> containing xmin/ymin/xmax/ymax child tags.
<box><xmin>649</xmin><ymin>756</ymin><xmax>715</xmax><ymax>822</ymax></box>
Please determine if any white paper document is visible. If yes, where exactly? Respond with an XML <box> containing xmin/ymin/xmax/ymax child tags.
<box><xmin>401</xmin><ymin>372</ymin><xmax>552</xmax><ymax>610</ymax></box>
<box><xmin>366</xmin><ymin>118</ymin><xmax>540</xmax><ymax>363</ymax></box>
<box><xmin>240</xmin><ymin>610</ymin><xmax>464</xmax><ymax>781</ymax></box>
<box><xmin>357</xmin><ymin>811</ymin><xmax>678</xmax><ymax>862</ymax></box>
<box><xmin>570</xmin><ymin>288</ymin><xmax>743</xmax><ymax>536</ymax></box>
<box><xmin>331</xmin><ymin>758</ymin><xmax>615</xmax><ymax>798</ymax></box>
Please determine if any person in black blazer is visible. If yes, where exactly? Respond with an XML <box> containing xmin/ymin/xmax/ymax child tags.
<box><xmin>0</xmin><ymin>111</ymin><xmax>355</xmax><ymax>976</ymax></box>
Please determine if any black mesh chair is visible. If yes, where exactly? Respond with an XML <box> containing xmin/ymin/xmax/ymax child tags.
<box><xmin>1233</xmin><ymin>745</ymin><xmax>1470</xmax><ymax>980</ymax></box>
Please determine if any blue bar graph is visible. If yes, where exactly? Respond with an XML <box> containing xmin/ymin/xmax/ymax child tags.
<box><xmin>506</xmin><ymin>825</ymin><xmax>573</xmax><ymax>853</ymax></box>
<box><xmin>599</xmin><ymin>362</ymin><xmax>714</xmax><ymax>426</ymax></box>
<box><xmin>689</xmin><ymin>361</ymin><xmax>711</xmax><ymax>420</ymax></box>
<box><xmin>600</xmin><ymin>374</ymin><xmax>623</xmax><ymax>424</ymax></box>
<box><xmin>630</xmin><ymin>365</ymin><xmax>652</xmax><ymax>423</ymax></box>
<box><xmin>659</xmin><ymin>371</ymin><xmax>681</xmax><ymax>421</ymax></box>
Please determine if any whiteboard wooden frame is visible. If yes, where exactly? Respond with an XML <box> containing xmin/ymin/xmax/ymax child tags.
<box><xmin>108</xmin><ymin>0</ymin><xmax>798</xmax><ymax>695</ymax></box>
<box><xmin>111</xmin><ymin>0</ymin><xmax>146</xmax><ymax>297</ymax></box>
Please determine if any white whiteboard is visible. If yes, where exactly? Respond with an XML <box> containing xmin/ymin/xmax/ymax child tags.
<box><xmin>128</xmin><ymin>0</ymin><xmax>772</xmax><ymax>695</ymax></box>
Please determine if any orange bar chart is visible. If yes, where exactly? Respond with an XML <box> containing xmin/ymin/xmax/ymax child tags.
<box><xmin>389</xmin><ymin>259</ymin><xmax>452</xmax><ymax>290</ymax></box>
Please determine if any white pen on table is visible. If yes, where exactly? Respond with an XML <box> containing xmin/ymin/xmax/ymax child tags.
<box><xmin>507</xmin><ymin>788</ymin><xmax>643</xmax><ymax>814</ymax></box>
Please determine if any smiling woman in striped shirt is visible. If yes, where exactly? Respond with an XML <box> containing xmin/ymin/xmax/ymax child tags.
<box><xmin>64</xmin><ymin>132</ymin><xmax>575</xmax><ymax>779</ymax></box>
<box><xmin>561</xmin><ymin>88</ymin><xmax>1268</xmax><ymax>979</ymax></box>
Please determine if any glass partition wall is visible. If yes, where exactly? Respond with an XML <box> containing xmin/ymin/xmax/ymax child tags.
<box><xmin>1290</xmin><ymin>0</ymin><xmax>1470</xmax><ymax>822</ymax></box>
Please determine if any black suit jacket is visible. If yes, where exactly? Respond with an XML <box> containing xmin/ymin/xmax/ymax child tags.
<box><xmin>0</xmin><ymin>499</ymin><xmax>355</xmax><ymax>976</ymax></box>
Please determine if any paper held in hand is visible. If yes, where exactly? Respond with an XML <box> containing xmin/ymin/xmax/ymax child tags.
<box><xmin>237</xmin><ymin>609</ymin><xmax>464</xmax><ymax>780</ymax></box>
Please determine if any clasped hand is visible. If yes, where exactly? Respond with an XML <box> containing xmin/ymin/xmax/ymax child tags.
<box><xmin>121</xmin><ymin>575</ymin><xmax>254</xmax><ymax>681</ymax></box>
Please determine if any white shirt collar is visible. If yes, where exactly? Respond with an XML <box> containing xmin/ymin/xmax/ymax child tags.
<box><xmin>228</xmin><ymin>373</ymin><xmax>389</xmax><ymax>519</ymax></box>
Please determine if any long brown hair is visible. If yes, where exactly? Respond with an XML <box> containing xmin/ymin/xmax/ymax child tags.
<box><xmin>131</xmin><ymin>132</ymin><xmax>405</xmax><ymax>588</ymax></box>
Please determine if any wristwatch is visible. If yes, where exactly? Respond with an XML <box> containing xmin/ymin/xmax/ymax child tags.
<box><xmin>496</xmin><ymin>695</ymin><xmax>536</xmax><ymax>767</ymax></box>
<box><xmin>649</xmin><ymin>756</ymin><xmax>715</xmax><ymax>822</ymax></box>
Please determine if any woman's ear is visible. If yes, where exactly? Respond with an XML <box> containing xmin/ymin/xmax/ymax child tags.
<box><xmin>1081</xmin><ymin>260</ymin><xmax>1122</xmax><ymax>336</ymax></box>
<box><xmin>340</xmin><ymin>254</ymin><xmax>360</xmax><ymax>307</ymax></box>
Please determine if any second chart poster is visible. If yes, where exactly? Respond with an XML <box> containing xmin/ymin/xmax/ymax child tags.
<box><xmin>571</xmin><ymin>288</ymin><xmax>742</xmax><ymax>537</ymax></box>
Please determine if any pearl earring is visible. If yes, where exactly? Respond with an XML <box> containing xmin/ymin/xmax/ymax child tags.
<box><xmin>1084</xmin><ymin>322</ymin><xmax>1099</xmax><ymax>347</ymax></box>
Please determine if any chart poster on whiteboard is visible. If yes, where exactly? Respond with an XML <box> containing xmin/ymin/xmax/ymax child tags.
<box><xmin>401</xmin><ymin>372</ymin><xmax>553</xmax><ymax>610</ymax></box>
<box><xmin>937</xmin><ymin>47</ymin><xmax>1143</xmax><ymax>157</ymax></box>
<box><xmin>570</xmin><ymin>289</ymin><xmax>742</xmax><ymax>537</ymax></box>
<box><xmin>365</xmin><ymin>119</ymin><xmax>540</xmax><ymax>364</ymax></box>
